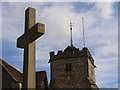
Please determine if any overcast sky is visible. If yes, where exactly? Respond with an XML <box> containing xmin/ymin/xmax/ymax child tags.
<box><xmin>1</xmin><ymin>1</ymin><xmax>118</xmax><ymax>88</ymax></box>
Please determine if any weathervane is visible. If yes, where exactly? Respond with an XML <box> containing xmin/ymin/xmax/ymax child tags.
<box><xmin>69</xmin><ymin>20</ymin><xmax>74</xmax><ymax>46</ymax></box>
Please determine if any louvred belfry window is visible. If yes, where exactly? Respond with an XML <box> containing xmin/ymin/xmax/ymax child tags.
<box><xmin>65</xmin><ymin>64</ymin><xmax>72</xmax><ymax>72</ymax></box>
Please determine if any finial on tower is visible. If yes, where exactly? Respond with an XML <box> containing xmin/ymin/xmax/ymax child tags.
<box><xmin>69</xmin><ymin>20</ymin><xmax>74</xmax><ymax>46</ymax></box>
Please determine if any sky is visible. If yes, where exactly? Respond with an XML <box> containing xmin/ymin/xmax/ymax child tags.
<box><xmin>0</xmin><ymin>0</ymin><xmax>119</xmax><ymax>88</ymax></box>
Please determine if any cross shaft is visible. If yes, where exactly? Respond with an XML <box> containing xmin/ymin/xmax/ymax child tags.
<box><xmin>17</xmin><ymin>7</ymin><xmax>45</xmax><ymax>89</ymax></box>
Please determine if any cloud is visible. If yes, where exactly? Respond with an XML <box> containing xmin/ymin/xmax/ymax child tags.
<box><xmin>94</xmin><ymin>2</ymin><xmax>114</xmax><ymax>19</ymax></box>
<box><xmin>2</xmin><ymin>2</ymin><xmax>50</xmax><ymax>41</ymax></box>
<box><xmin>95</xmin><ymin>58</ymin><xmax>118</xmax><ymax>88</ymax></box>
<box><xmin>1</xmin><ymin>0</ymin><xmax>119</xmax><ymax>2</ymax></box>
<box><xmin>1</xmin><ymin>2</ymin><xmax>118</xmax><ymax>88</ymax></box>
<box><xmin>37</xmin><ymin>3</ymin><xmax>118</xmax><ymax>88</ymax></box>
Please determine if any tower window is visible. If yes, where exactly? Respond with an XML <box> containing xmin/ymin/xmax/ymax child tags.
<box><xmin>65</xmin><ymin>64</ymin><xmax>72</xmax><ymax>72</ymax></box>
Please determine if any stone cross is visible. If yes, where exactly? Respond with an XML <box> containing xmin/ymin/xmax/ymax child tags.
<box><xmin>17</xmin><ymin>7</ymin><xmax>45</xmax><ymax>88</ymax></box>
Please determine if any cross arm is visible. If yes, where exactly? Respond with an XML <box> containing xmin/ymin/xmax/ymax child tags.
<box><xmin>17</xmin><ymin>23</ymin><xmax>45</xmax><ymax>48</ymax></box>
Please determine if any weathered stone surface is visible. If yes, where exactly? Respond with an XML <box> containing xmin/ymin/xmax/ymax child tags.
<box><xmin>49</xmin><ymin>45</ymin><xmax>98</xmax><ymax>89</ymax></box>
<box><xmin>17</xmin><ymin>23</ymin><xmax>45</xmax><ymax>48</ymax></box>
<box><xmin>17</xmin><ymin>7</ymin><xmax>45</xmax><ymax>89</ymax></box>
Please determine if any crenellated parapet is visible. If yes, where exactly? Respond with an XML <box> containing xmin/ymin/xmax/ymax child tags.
<box><xmin>49</xmin><ymin>45</ymin><xmax>94</xmax><ymax>62</ymax></box>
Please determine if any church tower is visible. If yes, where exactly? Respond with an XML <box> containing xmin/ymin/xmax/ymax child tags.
<box><xmin>49</xmin><ymin>46</ymin><xmax>98</xmax><ymax>89</ymax></box>
<box><xmin>49</xmin><ymin>21</ymin><xmax>99</xmax><ymax>89</ymax></box>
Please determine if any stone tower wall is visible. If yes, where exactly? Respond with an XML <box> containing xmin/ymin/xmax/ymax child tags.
<box><xmin>88</xmin><ymin>58</ymin><xmax>96</xmax><ymax>83</ymax></box>
<box><xmin>49</xmin><ymin>46</ymin><xmax>98</xmax><ymax>88</ymax></box>
<box><xmin>50</xmin><ymin>57</ymin><xmax>91</xmax><ymax>88</ymax></box>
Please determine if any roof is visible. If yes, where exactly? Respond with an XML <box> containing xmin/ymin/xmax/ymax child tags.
<box><xmin>64</xmin><ymin>45</ymin><xmax>78</xmax><ymax>52</ymax></box>
<box><xmin>36</xmin><ymin>71</ymin><xmax>49</xmax><ymax>88</ymax></box>
<box><xmin>0</xmin><ymin>58</ymin><xmax>49</xmax><ymax>87</ymax></box>
<box><xmin>0</xmin><ymin>58</ymin><xmax>22</xmax><ymax>83</ymax></box>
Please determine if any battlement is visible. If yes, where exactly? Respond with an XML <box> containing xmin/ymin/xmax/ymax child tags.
<box><xmin>49</xmin><ymin>46</ymin><xmax>93</xmax><ymax>62</ymax></box>
<box><xmin>50</xmin><ymin>50</ymin><xmax>63</xmax><ymax>57</ymax></box>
